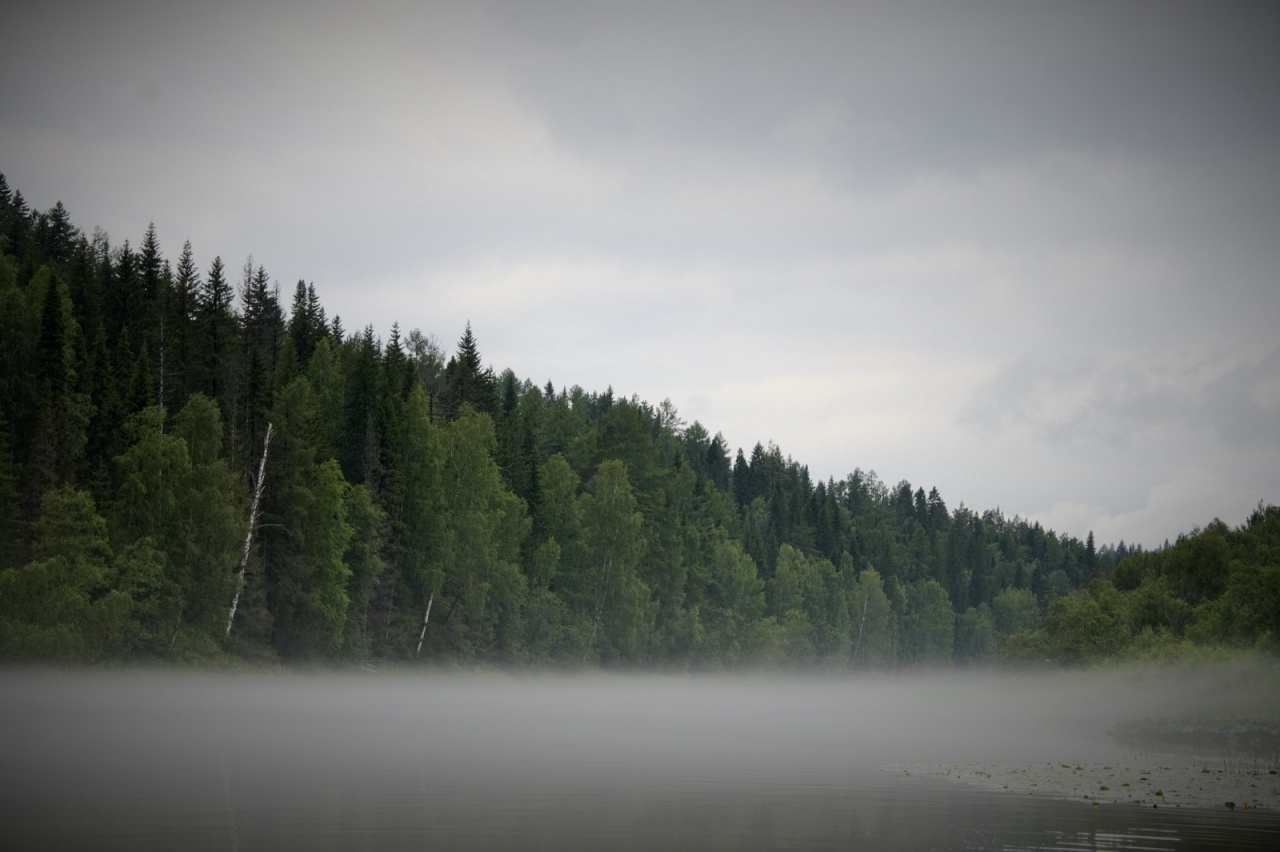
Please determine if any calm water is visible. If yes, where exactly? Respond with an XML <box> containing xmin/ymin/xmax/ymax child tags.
<box><xmin>1</xmin><ymin>668</ymin><xmax>1277</xmax><ymax>850</ymax></box>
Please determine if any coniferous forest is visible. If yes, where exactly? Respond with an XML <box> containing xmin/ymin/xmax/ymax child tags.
<box><xmin>1</xmin><ymin>175</ymin><xmax>1277</xmax><ymax>669</ymax></box>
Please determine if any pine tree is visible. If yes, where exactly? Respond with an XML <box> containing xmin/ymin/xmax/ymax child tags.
<box><xmin>0</xmin><ymin>410</ymin><xmax>26</xmax><ymax>569</ymax></box>
<box><xmin>138</xmin><ymin>224</ymin><xmax>166</xmax><ymax>408</ymax></box>
<box><xmin>36</xmin><ymin>270</ymin><xmax>73</xmax><ymax>402</ymax></box>
<box><xmin>442</xmin><ymin>322</ymin><xmax>496</xmax><ymax>418</ymax></box>
<box><xmin>260</xmin><ymin>378</ymin><xmax>353</xmax><ymax>659</ymax></box>
<box><xmin>194</xmin><ymin>255</ymin><xmax>235</xmax><ymax>402</ymax></box>
<box><xmin>22</xmin><ymin>272</ymin><xmax>89</xmax><ymax>516</ymax></box>
<box><xmin>339</xmin><ymin>326</ymin><xmax>384</xmax><ymax>486</ymax></box>
<box><xmin>339</xmin><ymin>482</ymin><xmax>384</xmax><ymax>660</ymax></box>
<box><xmin>1</xmin><ymin>188</ymin><xmax>33</xmax><ymax>263</ymax></box>
<box><xmin>36</xmin><ymin>201</ymin><xmax>78</xmax><ymax>266</ymax></box>
<box><xmin>241</xmin><ymin>262</ymin><xmax>283</xmax><ymax>376</ymax></box>
<box><xmin>104</xmin><ymin>240</ymin><xmax>142</xmax><ymax>354</ymax></box>
<box><xmin>165</xmin><ymin>241</ymin><xmax>200</xmax><ymax>409</ymax></box>
<box><xmin>287</xmin><ymin>280</ymin><xmax>323</xmax><ymax>365</ymax></box>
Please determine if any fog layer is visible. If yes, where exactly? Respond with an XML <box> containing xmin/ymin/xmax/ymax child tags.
<box><xmin>2</xmin><ymin>666</ymin><xmax>1277</xmax><ymax>848</ymax></box>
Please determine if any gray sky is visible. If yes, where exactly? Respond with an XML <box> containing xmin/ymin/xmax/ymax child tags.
<box><xmin>4</xmin><ymin>0</ymin><xmax>1278</xmax><ymax>547</ymax></box>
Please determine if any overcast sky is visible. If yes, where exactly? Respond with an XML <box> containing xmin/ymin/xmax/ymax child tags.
<box><xmin>3</xmin><ymin>0</ymin><xmax>1278</xmax><ymax>548</ymax></box>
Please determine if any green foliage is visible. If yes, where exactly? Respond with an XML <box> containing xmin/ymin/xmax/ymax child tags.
<box><xmin>991</xmin><ymin>587</ymin><xmax>1041</xmax><ymax>635</ymax></box>
<box><xmin>2</xmin><ymin>178</ymin><xmax>1276</xmax><ymax>670</ymax></box>
<box><xmin>443</xmin><ymin>323</ymin><xmax>496</xmax><ymax>419</ymax></box>
<box><xmin>697</xmin><ymin>532</ymin><xmax>767</xmax><ymax>667</ymax></box>
<box><xmin>0</xmin><ymin>487</ymin><xmax>130</xmax><ymax>661</ymax></box>
<box><xmin>110</xmin><ymin>538</ymin><xmax>182</xmax><ymax>656</ymax></box>
<box><xmin>1163</xmin><ymin>524</ymin><xmax>1230</xmax><ymax>606</ymax></box>
<box><xmin>954</xmin><ymin>604</ymin><xmax>997</xmax><ymax>666</ymax></box>
<box><xmin>261</xmin><ymin>380</ymin><xmax>354</xmax><ymax>659</ymax></box>
<box><xmin>899</xmin><ymin>580</ymin><xmax>954</xmax><ymax>667</ymax></box>
<box><xmin>849</xmin><ymin>567</ymin><xmax>895</xmax><ymax>668</ymax></box>
<box><xmin>769</xmin><ymin>544</ymin><xmax>849</xmax><ymax>663</ymax></box>
<box><xmin>0</xmin><ymin>412</ymin><xmax>24</xmax><ymax>569</ymax></box>
<box><xmin>339</xmin><ymin>482</ymin><xmax>384</xmax><ymax>660</ymax></box>
<box><xmin>1189</xmin><ymin>563</ymin><xmax>1280</xmax><ymax>650</ymax></box>
<box><xmin>573</xmin><ymin>459</ymin><xmax>649</xmax><ymax>663</ymax></box>
<box><xmin>171</xmin><ymin>394</ymin><xmax>242</xmax><ymax>637</ymax></box>
<box><xmin>430</xmin><ymin>412</ymin><xmax>529</xmax><ymax>660</ymax></box>
<box><xmin>1043</xmin><ymin>581</ymin><xmax>1133</xmax><ymax>665</ymax></box>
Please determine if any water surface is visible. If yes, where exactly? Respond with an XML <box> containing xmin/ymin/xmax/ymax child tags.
<box><xmin>2</xmin><ymin>668</ymin><xmax>1277</xmax><ymax>850</ymax></box>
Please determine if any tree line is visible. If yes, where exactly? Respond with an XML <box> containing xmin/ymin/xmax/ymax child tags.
<box><xmin>1</xmin><ymin>174</ymin><xmax>1275</xmax><ymax>668</ymax></box>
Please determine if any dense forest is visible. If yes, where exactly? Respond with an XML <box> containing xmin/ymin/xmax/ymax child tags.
<box><xmin>1</xmin><ymin>174</ymin><xmax>1277</xmax><ymax>669</ymax></box>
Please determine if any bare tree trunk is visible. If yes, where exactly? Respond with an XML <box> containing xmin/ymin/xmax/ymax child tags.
<box><xmin>415</xmin><ymin>593</ymin><xmax>434</xmax><ymax>656</ymax></box>
<box><xmin>851</xmin><ymin>595</ymin><xmax>870</xmax><ymax>662</ymax></box>
<box><xmin>226</xmin><ymin>422</ymin><xmax>273</xmax><ymax>637</ymax></box>
<box><xmin>588</xmin><ymin>557</ymin><xmax>612</xmax><ymax>653</ymax></box>
<box><xmin>167</xmin><ymin>611</ymin><xmax>182</xmax><ymax>653</ymax></box>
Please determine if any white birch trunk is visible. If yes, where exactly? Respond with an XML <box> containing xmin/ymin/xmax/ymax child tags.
<box><xmin>415</xmin><ymin>593</ymin><xmax>434</xmax><ymax>656</ymax></box>
<box><xmin>851</xmin><ymin>595</ymin><xmax>870</xmax><ymax>662</ymax></box>
<box><xmin>226</xmin><ymin>422</ymin><xmax>273</xmax><ymax>637</ymax></box>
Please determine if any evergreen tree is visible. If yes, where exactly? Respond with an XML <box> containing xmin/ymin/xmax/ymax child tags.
<box><xmin>383</xmin><ymin>385</ymin><xmax>444</xmax><ymax>658</ymax></box>
<box><xmin>442</xmin><ymin>322</ymin><xmax>496</xmax><ymax>418</ymax></box>
<box><xmin>287</xmin><ymin>280</ymin><xmax>325</xmax><ymax>366</ymax></box>
<box><xmin>165</xmin><ymin>240</ymin><xmax>200</xmax><ymax>409</ymax></box>
<box><xmin>0</xmin><ymin>411</ymin><xmax>26</xmax><ymax>569</ymax></box>
<box><xmin>339</xmin><ymin>325</ymin><xmax>384</xmax><ymax>487</ymax></box>
<box><xmin>0</xmin><ymin>487</ymin><xmax>130</xmax><ymax>662</ymax></box>
<box><xmin>36</xmin><ymin>201</ymin><xmax>77</xmax><ymax>266</ymax></box>
<box><xmin>194</xmin><ymin>255</ymin><xmax>235</xmax><ymax>402</ymax></box>
<box><xmin>339</xmin><ymin>482</ymin><xmax>384</xmax><ymax>660</ymax></box>
<box><xmin>241</xmin><ymin>261</ymin><xmax>283</xmax><ymax>377</ymax></box>
<box><xmin>259</xmin><ymin>378</ymin><xmax>353</xmax><ymax>659</ymax></box>
<box><xmin>23</xmin><ymin>270</ymin><xmax>90</xmax><ymax>514</ymax></box>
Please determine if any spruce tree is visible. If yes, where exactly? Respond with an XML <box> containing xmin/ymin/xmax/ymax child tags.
<box><xmin>36</xmin><ymin>201</ymin><xmax>77</xmax><ymax>266</ymax></box>
<box><xmin>194</xmin><ymin>255</ymin><xmax>234</xmax><ymax>402</ymax></box>
<box><xmin>0</xmin><ymin>411</ymin><xmax>26</xmax><ymax>569</ymax></box>
<box><xmin>287</xmin><ymin>280</ymin><xmax>319</xmax><ymax>365</ymax></box>
<box><xmin>442</xmin><ymin>322</ymin><xmax>496</xmax><ymax>418</ymax></box>
<box><xmin>165</xmin><ymin>241</ymin><xmax>200</xmax><ymax>409</ymax></box>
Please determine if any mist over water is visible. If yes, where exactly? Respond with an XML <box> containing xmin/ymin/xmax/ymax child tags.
<box><xmin>2</xmin><ymin>666</ymin><xmax>1278</xmax><ymax>850</ymax></box>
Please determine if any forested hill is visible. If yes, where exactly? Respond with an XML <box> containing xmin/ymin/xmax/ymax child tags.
<box><xmin>1</xmin><ymin>175</ymin><xmax>1277</xmax><ymax>668</ymax></box>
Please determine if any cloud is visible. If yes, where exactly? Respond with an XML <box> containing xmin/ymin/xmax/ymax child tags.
<box><xmin>959</xmin><ymin>347</ymin><xmax>1280</xmax><ymax>451</ymax></box>
<box><xmin>1030</xmin><ymin>467</ymin><xmax>1270</xmax><ymax>549</ymax></box>
<box><xmin>3</xmin><ymin>0</ymin><xmax>1278</xmax><ymax>548</ymax></box>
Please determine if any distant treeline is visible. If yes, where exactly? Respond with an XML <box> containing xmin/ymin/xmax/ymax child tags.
<box><xmin>1</xmin><ymin>174</ymin><xmax>1275</xmax><ymax>668</ymax></box>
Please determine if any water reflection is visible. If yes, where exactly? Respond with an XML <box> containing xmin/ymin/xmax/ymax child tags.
<box><xmin>1</xmin><ymin>668</ymin><xmax>1277</xmax><ymax>850</ymax></box>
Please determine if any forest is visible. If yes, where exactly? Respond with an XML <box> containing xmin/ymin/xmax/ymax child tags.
<box><xmin>1</xmin><ymin>173</ymin><xmax>1277</xmax><ymax>669</ymax></box>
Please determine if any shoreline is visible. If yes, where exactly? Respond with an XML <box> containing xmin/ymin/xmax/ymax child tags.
<box><xmin>886</xmin><ymin>753</ymin><xmax>1280</xmax><ymax>812</ymax></box>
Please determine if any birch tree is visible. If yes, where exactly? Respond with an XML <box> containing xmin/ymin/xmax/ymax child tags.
<box><xmin>576</xmin><ymin>459</ymin><xmax>648</xmax><ymax>663</ymax></box>
<box><xmin>432</xmin><ymin>411</ymin><xmax>527</xmax><ymax>659</ymax></box>
<box><xmin>848</xmin><ymin>567</ymin><xmax>895</xmax><ymax>668</ymax></box>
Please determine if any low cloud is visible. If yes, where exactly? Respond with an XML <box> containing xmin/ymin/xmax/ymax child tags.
<box><xmin>959</xmin><ymin>347</ymin><xmax>1280</xmax><ymax>452</ymax></box>
<box><xmin>1030</xmin><ymin>467</ymin><xmax>1270</xmax><ymax>549</ymax></box>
